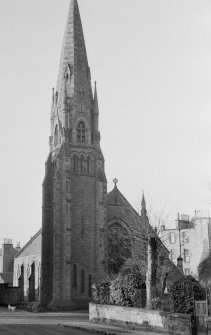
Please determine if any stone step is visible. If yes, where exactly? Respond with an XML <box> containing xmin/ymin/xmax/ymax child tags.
<box><xmin>17</xmin><ymin>301</ymin><xmax>40</xmax><ymax>312</ymax></box>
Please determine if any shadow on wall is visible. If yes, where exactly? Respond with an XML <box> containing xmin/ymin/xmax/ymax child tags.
<box><xmin>200</xmin><ymin>239</ymin><xmax>209</xmax><ymax>264</ymax></box>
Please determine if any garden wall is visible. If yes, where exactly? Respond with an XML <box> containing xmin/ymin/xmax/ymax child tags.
<box><xmin>89</xmin><ymin>303</ymin><xmax>192</xmax><ymax>335</ymax></box>
<box><xmin>0</xmin><ymin>284</ymin><xmax>20</xmax><ymax>306</ymax></box>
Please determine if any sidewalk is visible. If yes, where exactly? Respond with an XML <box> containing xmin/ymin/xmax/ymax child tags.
<box><xmin>63</xmin><ymin>320</ymin><xmax>165</xmax><ymax>335</ymax></box>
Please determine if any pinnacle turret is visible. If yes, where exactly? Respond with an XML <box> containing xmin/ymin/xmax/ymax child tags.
<box><xmin>93</xmin><ymin>82</ymin><xmax>99</xmax><ymax>115</ymax></box>
<box><xmin>141</xmin><ymin>190</ymin><xmax>147</xmax><ymax>216</ymax></box>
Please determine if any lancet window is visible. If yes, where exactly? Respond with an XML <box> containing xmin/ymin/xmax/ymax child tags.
<box><xmin>77</xmin><ymin>121</ymin><xmax>85</xmax><ymax>142</ymax></box>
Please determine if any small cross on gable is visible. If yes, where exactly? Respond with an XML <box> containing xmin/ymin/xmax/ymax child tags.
<box><xmin>113</xmin><ymin>178</ymin><xmax>118</xmax><ymax>188</ymax></box>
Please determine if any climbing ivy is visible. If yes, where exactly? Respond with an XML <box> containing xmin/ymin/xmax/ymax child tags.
<box><xmin>170</xmin><ymin>275</ymin><xmax>205</xmax><ymax>314</ymax></box>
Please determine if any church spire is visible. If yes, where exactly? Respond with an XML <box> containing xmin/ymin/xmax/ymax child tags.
<box><xmin>56</xmin><ymin>0</ymin><xmax>93</xmax><ymax>108</ymax></box>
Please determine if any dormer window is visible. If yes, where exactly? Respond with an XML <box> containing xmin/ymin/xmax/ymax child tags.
<box><xmin>77</xmin><ymin>121</ymin><xmax>85</xmax><ymax>142</ymax></box>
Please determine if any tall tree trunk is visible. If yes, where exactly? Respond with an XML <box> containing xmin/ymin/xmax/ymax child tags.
<box><xmin>146</xmin><ymin>237</ymin><xmax>157</xmax><ymax>308</ymax></box>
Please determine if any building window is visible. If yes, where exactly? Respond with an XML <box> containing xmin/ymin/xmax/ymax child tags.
<box><xmin>77</xmin><ymin>121</ymin><xmax>85</xmax><ymax>142</ymax></box>
<box><xmin>87</xmin><ymin>156</ymin><xmax>91</xmax><ymax>173</ymax></box>
<box><xmin>54</xmin><ymin>125</ymin><xmax>58</xmax><ymax>146</ymax></box>
<box><xmin>72</xmin><ymin>264</ymin><xmax>77</xmax><ymax>287</ymax></box>
<box><xmin>170</xmin><ymin>249</ymin><xmax>176</xmax><ymax>261</ymax></box>
<box><xmin>73</xmin><ymin>155</ymin><xmax>78</xmax><ymax>172</ymax></box>
<box><xmin>185</xmin><ymin>268</ymin><xmax>190</xmax><ymax>276</ymax></box>
<box><xmin>81</xmin><ymin>269</ymin><xmax>85</xmax><ymax>294</ymax></box>
<box><xmin>170</xmin><ymin>232</ymin><xmax>176</xmax><ymax>244</ymax></box>
<box><xmin>184</xmin><ymin>249</ymin><xmax>190</xmax><ymax>263</ymax></box>
<box><xmin>182</xmin><ymin>232</ymin><xmax>189</xmax><ymax>243</ymax></box>
<box><xmin>88</xmin><ymin>275</ymin><xmax>92</xmax><ymax>298</ymax></box>
<box><xmin>80</xmin><ymin>156</ymin><xmax>84</xmax><ymax>172</ymax></box>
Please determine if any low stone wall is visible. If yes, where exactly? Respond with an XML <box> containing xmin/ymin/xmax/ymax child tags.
<box><xmin>89</xmin><ymin>303</ymin><xmax>192</xmax><ymax>335</ymax></box>
<box><xmin>0</xmin><ymin>284</ymin><xmax>20</xmax><ymax>306</ymax></box>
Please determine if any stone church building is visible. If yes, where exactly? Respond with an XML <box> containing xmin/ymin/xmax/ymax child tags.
<box><xmin>13</xmin><ymin>0</ymin><xmax>183</xmax><ymax>310</ymax></box>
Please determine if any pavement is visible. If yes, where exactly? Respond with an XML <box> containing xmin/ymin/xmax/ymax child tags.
<box><xmin>0</xmin><ymin>306</ymin><xmax>165</xmax><ymax>335</ymax></box>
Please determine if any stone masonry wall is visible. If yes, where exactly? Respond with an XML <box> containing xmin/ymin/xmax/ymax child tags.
<box><xmin>89</xmin><ymin>303</ymin><xmax>192</xmax><ymax>335</ymax></box>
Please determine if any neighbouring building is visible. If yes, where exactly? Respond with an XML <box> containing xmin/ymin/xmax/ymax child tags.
<box><xmin>13</xmin><ymin>0</ymin><xmax>183</xmax><ymax>309</ymax></box>
<box><xmin>0</xmin><ymin>239</ymin><xmax>20</xmax><ymax>285</ymax></box>
<box><xmin>13</xmin><ymin>230</ymin><xmax>41</xmax><ymax>302</ymax></box>
<box><xmin>161</xmin><ymin>211</ymin><xmax>211</xmax><ymax>276</ymax></box>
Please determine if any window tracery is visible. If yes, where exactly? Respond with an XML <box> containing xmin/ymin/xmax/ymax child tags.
<box><xmin>77</xmin><ymin>121</ymin><xmax>85</xmax><ymax>142</ymax></box>
<box><xmin>108</xmin><ymin>223</ymin><xmax>131</xmax><ymax>273</ymax></box>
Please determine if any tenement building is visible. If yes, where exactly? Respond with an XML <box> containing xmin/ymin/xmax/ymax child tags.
<box><xmin>161</xmin><ymin>211</ymin><xmax>211</xmax><ymax>276</ymax></box>
<box><xmin>13</xmin><ymin>0</ymin><xmax>183</xmax><ymax>309</ymax></box>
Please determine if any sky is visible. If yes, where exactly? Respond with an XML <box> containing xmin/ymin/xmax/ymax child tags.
<box><xmin>1</xmin><ymin>0</ymin><xmax>211</xmax><ymax>247</ymax></box>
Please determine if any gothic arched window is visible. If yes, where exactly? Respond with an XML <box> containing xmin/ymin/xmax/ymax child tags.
<box><xmin>54</xmin><ymin>125</ymin><xmax>58</xmax><ymax>146</ymax></box>
<box><xmin>77</xmin><ymin>121</ymin><xmax>85</xmax><ymax>142</ymax></box>
<box><xmin>88</xmin><ymin>274</ymin><xmax>92</xmax><ymax>297</ymax></box>
<box><xmin>73</xmin><ymin>264</ymin><xmax>77</xmax><ymax>287</ymax></box>
<box><xmin>87</xmin><ymin>156</ymin><xmax>91</xmax><ymax>173</ymax></box>
<box><xmin>81</xmin><ymin>269</ymin><xmax>85</xmax><ymax>294</ymax></box>
<box><xmin>108</xmin><ymin>223</ymin><xmax>131</xmax><ymax>274</ymax></box>
<box><xmin>73</xmin><ymin>155</ymin><xmax>78</xmax><ymax>172</ymax></box>
<box><xmin>80</xmin><ymin>156</ymin><xmax>84</xmax><ymax>172</ymax></box>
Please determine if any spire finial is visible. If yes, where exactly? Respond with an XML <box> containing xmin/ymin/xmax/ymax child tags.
<box><xmin>113</xmin><ymin>178</ymin><xmax>118</xmax><ymax>188</ymax></box>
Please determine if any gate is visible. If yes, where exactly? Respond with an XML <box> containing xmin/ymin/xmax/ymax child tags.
<box><xmin>195</xmin><ymin>300</ymin><xmax>209</xmax><ymax>335</ymax></box>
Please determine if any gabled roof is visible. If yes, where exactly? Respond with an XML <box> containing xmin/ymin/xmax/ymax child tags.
<box><xmin>107</xmin><ymin>186</ymin><xmax>169</xmax><ymax>254</ymax></box>
<box><xmin>15</xmin><ymin>228</ymin><xmax>42</xmax><ymax>258</ymax></box>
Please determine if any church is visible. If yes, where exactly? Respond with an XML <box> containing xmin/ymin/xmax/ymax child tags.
<box><xmin>13</xmin><ymin>0</ymin><xmax>183</xmax><ymax>310</ymax></box>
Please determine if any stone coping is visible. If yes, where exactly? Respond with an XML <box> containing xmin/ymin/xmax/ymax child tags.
<box><xmin>91</xmin><ymin>303</ymin><xmax>191</xmax><ymax>319</ymax></box>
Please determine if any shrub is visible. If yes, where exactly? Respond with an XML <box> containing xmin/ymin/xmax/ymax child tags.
<box><xmin>170</xmin><ymin>275</ymin><xmax>205</xmax><ymax>314</ymax></box>
<box><xmin>146</xmin><ymin>297</ymin><xmax>163</xmax><ymax>310</ymax></box>
<box><xmin>94</xmin><ymin>278</ymin><xmax>110</xmax><ymax>305</ymax></box>
<box><xmin>94</xmin><ymin>267</ymin><xmax>145</xmax><ymax>307</ymax></box>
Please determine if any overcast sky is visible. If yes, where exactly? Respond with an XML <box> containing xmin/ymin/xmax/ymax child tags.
<box><xmin>1</xmin><ymin>0</ymin><xmax>211</xmax><ymax>247</ymax></box>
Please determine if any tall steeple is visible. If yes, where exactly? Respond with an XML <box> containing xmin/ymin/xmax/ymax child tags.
<box><xmin>42</xmin><ymin>0</ymin><xmax>107</xmax><ymax>310</ymax></box>
<box><xmin>49</xmin><ymin>0</ymin><xmax>95</xmax><ymax>150</ymax></box>
<box><xmin>56</xmin><ymin>0</ymin><xmax>92</xmax><ymax>111</ymax></box>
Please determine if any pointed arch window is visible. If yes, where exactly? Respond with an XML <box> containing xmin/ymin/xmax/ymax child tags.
<box><xmin>54</xmin><ymin>125</ymin><xmax>58</xmax><ymax>146</ymax></box>
<box><xmin>80</xmin><ymin>156</ymin><xmax>84</xmax><ymax>172</ymax></box>
<box><xmin>81</xmin><ymin>269</ymin><xmax>85</xmax><ymax>294</ymax></box>
<box><xmin>73</xmin><ymin>155</ymin><xmax>78</xmax><ymax>172</ymax></box>
<box><xmin>77</xmin><ymin>121</ymin><xmax>85</xmax><ymax>142</ymax></box>
<box><xmin>73</xmin><ymin>264</ymin><xmax>77</xmax><ymax>287</ymax></box>
<box><xmin>87</xmin><ymin>156</ymin><xmax>91</xmax><ymax>173</ymax></box>
<box><xmin>88</xmin><ymin>274</ymin><xmax>92</xmax><ymax>298</ymax></box>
